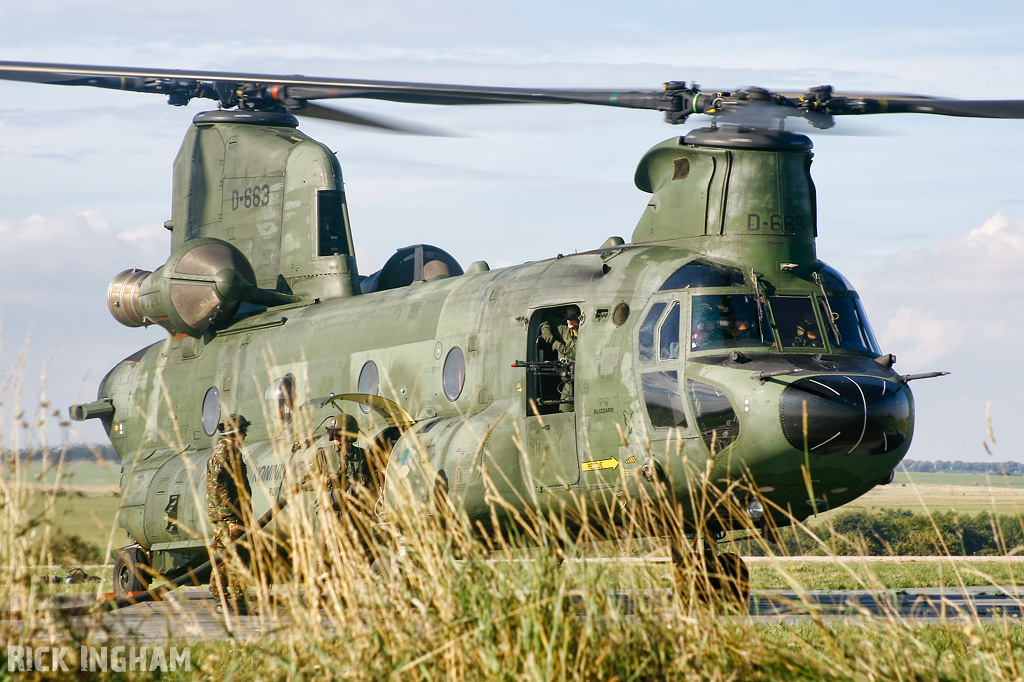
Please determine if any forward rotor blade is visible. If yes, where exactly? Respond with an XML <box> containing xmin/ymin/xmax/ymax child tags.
<box><xmin>871</xmin><ymin>98</ymin><xmax>1024</xmax><ymax>118</ymax></box>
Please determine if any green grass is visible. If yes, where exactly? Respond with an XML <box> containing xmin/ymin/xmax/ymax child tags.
<box><xmin>23</xmin><ymin>492</ymin><xmax>124</xmax><ymax>559</ymax></box>
<box><xmin>7</xmin><ymin>426</ymin><xmax>1024</xmax><ymax>681</ymax></box>
<box><xmin>748</xmin><ymin>558</ymin><xmax>1024</xmax><ymax>590</ymax></box>
<box><xmin>18</xmin><ymin>460</ymin><xmax>121</xmax><ymax>488</ymax></box>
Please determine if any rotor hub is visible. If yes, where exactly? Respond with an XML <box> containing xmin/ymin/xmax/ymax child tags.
<box><xmin>684</xmin><ymin>126</ymin><xmax>813</xmax><ymax>151</ymax></box>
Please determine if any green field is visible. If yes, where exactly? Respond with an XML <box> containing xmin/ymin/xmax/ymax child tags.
<box><xmin>15</xmin><ymin>459</ymin><xmax>121</xmax><ymax>488</ymax></box>
<box><xmin>8</xmin><ymin>467</ymin><xmax>1024</xmax><ymax>568</ymax></box>
<box><xmin>23</xmin><ymin>493</ymin><xmax>125</xmax><ymax>556</ymax></box>
<box><xmin>832</xmin><ymin>471</ymin><xmax>1024</xmax><ymax>516</ymax></box>
<box><xmin>894</xmin><ymin>471</ymin><xmax>1024</xmax><ymax>488</ymax></box>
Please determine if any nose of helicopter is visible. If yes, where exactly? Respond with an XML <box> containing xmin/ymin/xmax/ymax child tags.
<box><xmin>778</xmin><ymin>375</ymin><xmax>912</xmax><ymax>456</ymax></box>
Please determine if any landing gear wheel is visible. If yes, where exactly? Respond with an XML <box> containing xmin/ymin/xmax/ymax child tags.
<box><xmin>113</xmin><ymin>546</ymin><xmax>151</xmax><ymax>600</ymax></box>
<box><xmin>673</xmin><ymin>546</ymin><xmax>750</xmax><ymax>608</ymax></box>
<box><xmin>702</xmin><ymin>551</ymin><xmax>750</xmax><ymax>605</ymax></box>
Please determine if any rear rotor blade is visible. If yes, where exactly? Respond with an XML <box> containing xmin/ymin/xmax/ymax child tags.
<box><xmin>294</xmin><ymin>102</ymin><xmax>453</xmax><ymax>136</ymax></box>
<box><xmin>872</xmin><ymin>98</ymin><xmax>1024</xmax><ymax>118</ymax></box>
<box><xmin>0</xmin><ymin>60</ymin><xmax>670</xmax><ymax>111</ymax></box>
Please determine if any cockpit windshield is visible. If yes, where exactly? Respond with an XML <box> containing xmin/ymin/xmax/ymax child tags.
<box><xmin>770</xmin><ymin>296</ymin><xmax>825</xmax><ymax>348</ymax></box>
<box><xmin>660</xmin><ymin>259</ymin><xmax>746</xmax><ymax>290</ymax></box>
<box><xmin>818</xmin><ymin>297</ymin><xmax>881</xmax><ymax>354</ymax></box>
<box><xmin>690</xmin><ymin>294</ymin><xmax>774</xmax><ymax>351</ymax></box>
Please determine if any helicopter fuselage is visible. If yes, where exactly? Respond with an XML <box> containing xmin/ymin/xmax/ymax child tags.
<box><xmin>69</xmin><ymin>112</ymin><xmax>913</xmax><ymax>576</ymax></box>
<box><xmin>94</xmin><ymin>238</ymin><xmax>911</xmax><ymax>574</ymax></box>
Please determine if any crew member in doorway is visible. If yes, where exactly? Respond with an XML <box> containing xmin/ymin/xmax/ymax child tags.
<box><xmin>539</xmin><ymin>306</ymin><xmax>580</xmax><ymax>411</ymax></box>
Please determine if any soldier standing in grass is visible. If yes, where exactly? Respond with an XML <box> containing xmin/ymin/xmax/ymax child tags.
<box><xmin>207</xmin><ymin>413</ymin><xmax>253</xmax><ymax>614</ymax></box>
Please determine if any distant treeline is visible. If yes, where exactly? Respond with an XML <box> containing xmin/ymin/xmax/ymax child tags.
<box><xmin>734</xmin><ymin>509</ymin><xmax>1024</xmax><ymax>557</ymax></box>
<box><xmin>900</xmin><ymin>459</ymin><xmax>1023</xmax><ymax>475</ymax></box>
<box><xmin>17</xmin><ymin>443</ymin><xmax>119</xmax><ymax>463</ymax></box>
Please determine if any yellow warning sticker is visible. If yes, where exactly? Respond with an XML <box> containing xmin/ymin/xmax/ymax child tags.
<box><xmin>582</xmin><ymin>457</ymin><xmax>620</xmax><ymax>472</ymax></box>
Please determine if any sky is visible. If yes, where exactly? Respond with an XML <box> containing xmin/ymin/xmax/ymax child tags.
<box><xmin>0</xmin><ymin>1</ymin><xmax>1022</xmax><ymax>462</ymax></box>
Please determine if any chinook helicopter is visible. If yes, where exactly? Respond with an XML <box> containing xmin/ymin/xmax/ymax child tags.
<box><xmin>3</xmin><ymin>61</ymin><xmax>1022</xmax><ymax>602</ymax></box>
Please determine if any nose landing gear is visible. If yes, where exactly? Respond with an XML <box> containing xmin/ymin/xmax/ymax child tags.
<box><xmin>671</xmin><ymin>541</ymin><xmax>750</xmax><ymax>607</ymax></box>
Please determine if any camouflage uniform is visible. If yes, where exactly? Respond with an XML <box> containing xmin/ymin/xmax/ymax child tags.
<box><xmin>539</xmin><ymin>321</ymin><xmax>578</xmax><ymax>362</ymax></box>
<box><xmin>343</xmin><ymin>442</ymin><xmax>371</xmax><ymax>495</ymax></box>
<box><xmin>206</xmin><ymin>419</ymin><xmax>252</xmax><ymax>607</ymax></box>
<box><xmin>310</xmin><ymin>414</ymin><xmax>372</xmax><ymax>513</ymax></box>
<box><xmin>539</xmin><ymin>314</ymin><xmax>578</xmax><ymax>411</ymax></box>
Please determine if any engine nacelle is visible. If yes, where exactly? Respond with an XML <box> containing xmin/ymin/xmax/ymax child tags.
<box><xmin>107</xmin><ymin>238</ymin><xmax>293</xmax><ymax>337</ymax></box>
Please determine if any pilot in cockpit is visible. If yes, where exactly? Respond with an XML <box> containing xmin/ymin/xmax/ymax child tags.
<box><xmin>791</xmin><ymin>321</ymin><xmax>821</xmax><ymax>347</ymax></box>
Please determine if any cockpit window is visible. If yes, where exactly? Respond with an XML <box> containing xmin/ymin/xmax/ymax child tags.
<box><xmin>639</xmin><ymin>302</ymin><xmax>667</xmax><ymax>362</ymax></box>
<box><xmin>686</xmin><ymin>380</ymin><xmax>739</xmax><ymax>454</ymax></box>
<box><xmin>660</xmin><ymin>259</ymin><xmax>745</xmax><ymax>291</ymax></box>
<box><xmin>817</xmin><ymin>263</ymin><xmax>854</xmax><ymax>292</ymax></box>
<box><xmin>819</xmin><ymin>297</ymin><xmax>881</xmax><ymax>354</ymax></box>
<box><xmin>659</xmin><ymin>302</ymin><xmax>680</xmax><ymax>360</ymax></box>
<box><xmin>770</xmin><ymin>296</ymin><xmax>824</xmax><ymax>348</ymax></box>
<box><xmin>642</xmin><ymin>371</ymin><xmax>687</xmax><ymax>428</ymax></box>
<box><xmin>690</xmin><ymin>294</ymin><xmax>773</xmax><ymax>351</ymax></box>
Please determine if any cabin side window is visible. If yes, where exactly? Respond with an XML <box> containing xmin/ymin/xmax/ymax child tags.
<box><xmin>443</xmin><ymin>347</ymin><xmax>466</xmax><ymax>401</ymax></box>
<box><xmin>265</xmin><ymin>373</ymin><xmax>297</xmax><ymax>425</ymax></box>
<box><xmin>201</xmin><ymin>386</ymin><xmax>221</xmax><ymax>437</ymax></box>
<box><xmin>357</xmin><ymin>360</ymin><xmax>379</xmax><ymax>414</ymax></box>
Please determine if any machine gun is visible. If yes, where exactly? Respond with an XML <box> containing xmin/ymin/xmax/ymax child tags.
<box><xmin>511</xmin><ymin>359</ymin><xmax>575</xmax><ymax>406</ymax></box>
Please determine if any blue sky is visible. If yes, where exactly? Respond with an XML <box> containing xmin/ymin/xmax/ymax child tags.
<box><xmin>1</xmin><ymin>0</ymin><xmax>1022</xmax><ymax>461</ymax></box>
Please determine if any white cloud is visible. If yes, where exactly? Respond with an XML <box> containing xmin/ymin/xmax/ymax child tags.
<box><xmin>855</xmin><ymin>214</ymin><xmax>1024</xmax><ymax>367</ymax></box>
<box><xmin>876</xmin><ymin>307</ymin><xmax>967</xmax><ymax>367</ymax></box>
<box><xmin>885</xmin><ymin>214</ymin><xmax>1024</xmax><ymax>296</ymax></box>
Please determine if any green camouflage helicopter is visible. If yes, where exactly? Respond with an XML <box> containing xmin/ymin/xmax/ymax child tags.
<box><xmin>3</xmin><ymin>61</ymin><xmax>1021</xmax><ymax>602</ymax></box>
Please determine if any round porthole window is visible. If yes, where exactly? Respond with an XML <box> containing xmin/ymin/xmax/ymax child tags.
<box><xmin>202</xmin><ymin>386</ymin><xmax>221</xmax><ymax>436</ymax></box>
<box><xmin>443</xmin><ymin>347</ymin><xmax>466</xmax><ymax>401</ymax></box>
<box><xmin>357</xmin><ymin>361</ymin><xmax>379</xmax><ymax>413</ymax></box>
<box><xmin>264</xmin><ymin>374</ymin><xmax>296</xmax><ymax>425</ymax></box>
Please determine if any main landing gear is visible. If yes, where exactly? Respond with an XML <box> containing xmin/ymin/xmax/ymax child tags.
<box><xmin>113</xmin><ymin>546</ymin><xmax>151</xmax><ymax>600</ymax></box>
<box><xmin>671</xmin><ymin>538</ymin><xmax>750</xmax><ymax>607</ymax></box>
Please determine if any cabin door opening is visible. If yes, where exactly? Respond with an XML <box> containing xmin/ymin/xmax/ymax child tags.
<box><xmin>524</xmin><ymin>306</ymin><xmax>580</xmax><ymax>488</ymax></box>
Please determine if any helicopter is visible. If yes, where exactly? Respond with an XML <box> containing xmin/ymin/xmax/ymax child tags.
<box><xmin>3</xmin><ymin>61</ymin><xmax>1022</xmax><ymax>603</ymax></box>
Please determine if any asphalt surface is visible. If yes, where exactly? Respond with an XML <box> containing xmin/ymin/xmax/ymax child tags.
<box><xmin>4</xmin><ymin>585</ymin><xmax>1023</xmax><ymax>643</ymax></box>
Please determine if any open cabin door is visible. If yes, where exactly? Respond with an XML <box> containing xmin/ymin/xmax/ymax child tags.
<box><xmin>523</xmin><ymin>306</ymin><xmax>580</xmax><ymax>488</ymax></box>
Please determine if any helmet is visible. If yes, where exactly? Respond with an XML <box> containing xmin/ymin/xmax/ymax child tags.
<box><xmin>422</xmin><ymin>259</ymin><xmax>451</xmax><ymax>281</ymax></box>
<box><xmin>326</xmin><ymin>413</ymin><xmax>359</xmax><ymax>439</ymax></box>
<box><xmin>218</xmin><ymin>414</ymin><xmax>251</xmax><ymax>437</ymax></box>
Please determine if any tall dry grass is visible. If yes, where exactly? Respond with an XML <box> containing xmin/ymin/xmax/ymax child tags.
<box><xmin>2</xmin><ymin>364</ymin><xmax>1024</xmax><ymax>681</ymax></box>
